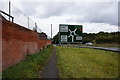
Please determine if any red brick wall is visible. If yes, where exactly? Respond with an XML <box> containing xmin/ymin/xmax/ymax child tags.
<box><xmin>1</xmin><ymin>18</ymin><xmax>51</xmax><ymax>71</ymax></box>
<box><xmin>0</xmin><ymin>17</ymin><xmax>2</xmax><ymax>72</ymax></box>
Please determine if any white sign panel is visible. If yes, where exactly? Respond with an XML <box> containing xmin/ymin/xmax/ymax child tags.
<box><xmin>61</xmin><ymin>35</ymin><xmax>67</xmax><ymax>42</ymax></box>
<box><xmin>60</xmin><ymin>26</ymin><xmax>68</xmax><ymax>32</ymax></box>
<box><xmin>76</xmin><ymin>36</ymin><xmax>82</xmax><ymax>40</ymax></box>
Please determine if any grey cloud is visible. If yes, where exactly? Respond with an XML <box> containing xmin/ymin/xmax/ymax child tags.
<box><xmin>35</xmin><ymin>2</ymin><xmax>75</xmax><ymax>18</ymax></box>
<box><xmin>20</xmin><ymin>2</ymin><xmax>40</xmax><ymax>15</ymax></box>
<box><xmin>65</xmin><ymin>2</ymin><xmax>118</xmax><ymax>26</ymax></box>
<box><xmin>19</xmin><ymin>2</ymin><xmax>118</xmax><ymax>26</ymax></box>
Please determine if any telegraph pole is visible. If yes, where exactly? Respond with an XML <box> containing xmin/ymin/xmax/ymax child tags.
<box><xmin>51</xmin><ymin>24</ymin><xmax>52</xmax><ymax>40</ymax></box>
<box><xmin>28</xmin><ymin>17</ymin><xmax>29</xmax><ymax>29</ymax></box>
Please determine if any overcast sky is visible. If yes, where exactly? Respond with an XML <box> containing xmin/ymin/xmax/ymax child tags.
<box><xmin>1</xmin><ymin>0</ymin><xmax>119</xmax><ymax>37</ymax></box>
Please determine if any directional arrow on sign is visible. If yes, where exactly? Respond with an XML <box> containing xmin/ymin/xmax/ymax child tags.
<box><xmin>68</xmin><ymin>28</ymin><xmax>78</xmax><ymax>42</ymax></box>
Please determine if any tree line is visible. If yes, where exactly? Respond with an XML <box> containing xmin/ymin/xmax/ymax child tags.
<box><xmin>82</xmin><ymin>31</ymin><xmax>119</xmax><ymax>44</ymax></box>
<box><xmin>52</xmin><ymin>31</ymin><xmax>120</xmax><ymax>44</ymax></box>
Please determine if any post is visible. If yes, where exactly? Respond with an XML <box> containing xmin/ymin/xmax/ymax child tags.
<box><xmin>28</xmin><ymin>17</ymin><xmax>29</xmax><ymax>29</ymax></box>
<box><xmin>59</xmin><ymin>26</ymin><xmax>60</xmax><ymax>44</ymax></box>
<box><xmin>35</xmin><ymin>22</ymin><xmax>37</xmax><ymax>32</ymax></box>
<box><xmin>12</xmin><ymin>17</ymin><xmax>14</xmax><ymax>22</ymax></box>
<box><xmin>51</xmin><ymin>24</ymin><xmax>52</xmax><ymax>40</ymax></box>
<box><xmin>9</xmin><ymin>1</ymin><xmax>11</xmax><ymax>21</ymax></box>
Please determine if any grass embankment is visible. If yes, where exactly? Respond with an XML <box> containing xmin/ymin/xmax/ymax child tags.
<box><xmin>2</xmin><ymin>45</ymin><xmax>53</xmax><ymax>78</ymax></box>
<box><xmin>56</xmin><ymin>46</ymin><xmax>119</xmax><ymax>78</ymax></box>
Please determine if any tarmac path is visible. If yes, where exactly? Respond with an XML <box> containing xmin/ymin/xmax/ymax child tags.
<box><xmin>41</xmin><ymin>47</ymin><xmax>58</xmax><ymax>78</ymax></box>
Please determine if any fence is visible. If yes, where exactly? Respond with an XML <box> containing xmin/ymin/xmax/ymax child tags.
<box><xmin>0</xmin><ymin>1</ymin><xmax>42</xmax><ymax>33</ymax></box>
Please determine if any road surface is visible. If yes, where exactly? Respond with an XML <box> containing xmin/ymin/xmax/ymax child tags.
<box><xmin>63</xmin><ymin>45</ymin><xmax>120</xmax><ymax>53</ymax></box>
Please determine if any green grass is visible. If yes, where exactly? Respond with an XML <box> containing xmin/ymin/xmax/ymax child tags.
<box><xmin>56</xmin><ymin>46</ymin><xmax>119</xmax><ymax>78</ymax></box>
<box><xmin>2</xmin><ymin>45</ymin><xmax>53</xmax><ymax>78</ymax></box>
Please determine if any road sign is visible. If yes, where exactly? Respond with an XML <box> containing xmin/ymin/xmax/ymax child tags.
<box><xmin>59</xmin><ymin>24</ymin><xmax>82</xmax><ymax>43</ymax></box>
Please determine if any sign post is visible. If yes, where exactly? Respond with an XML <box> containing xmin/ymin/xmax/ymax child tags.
<box><xmin>59</xmin><ymin>24</ymin><xmax>82</xmax><ymax>44</ymax></box>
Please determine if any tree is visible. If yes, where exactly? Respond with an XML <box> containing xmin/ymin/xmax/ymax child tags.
<box><xmin>52</xmin><ymin>32</ymin><xmax>59</xmax><ymax>44</ymax></box>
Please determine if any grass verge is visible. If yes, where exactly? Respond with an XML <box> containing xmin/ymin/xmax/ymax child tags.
<box><xmin>56</xmin><ymin>46</ymin><xmax>119</xmax><ymax>78</ymax></box>
<box><xmin>2</xmin><ymin>45</ymin><xmax>53</xmax><ymax>78</ymax></box>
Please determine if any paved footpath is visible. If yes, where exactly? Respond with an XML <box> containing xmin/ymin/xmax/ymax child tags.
<box><xmin>41</xmin><ymin>47</ymin><xmax>58</xmax><ymax>78</ymax></box>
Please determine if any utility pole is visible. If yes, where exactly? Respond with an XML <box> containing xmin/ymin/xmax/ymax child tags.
<box><xmin>9</xmin><ymin>1</ymin><xmax>11</xmax><ymax>21</ymax></box>
<box><xmin>28</xmin><ymin>17</ymin><xmax>29</xmax><ymax>29</ymax></box>
<box><xmin>51</xmin><ymin>24</ymin><xmax>52</xmax><ymax>40</ymax></box>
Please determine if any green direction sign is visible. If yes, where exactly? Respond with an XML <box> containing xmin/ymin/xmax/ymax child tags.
<box><xmin>59</xmin><ymin>24</ymin><xmax>83</xmax><ymax>43</ymax></box>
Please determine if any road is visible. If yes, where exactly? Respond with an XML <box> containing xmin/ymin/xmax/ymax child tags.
<box><xmin>63</xmin><ymin>45</ymin><xmax>120</xmax><ymax>53</ymax></box>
